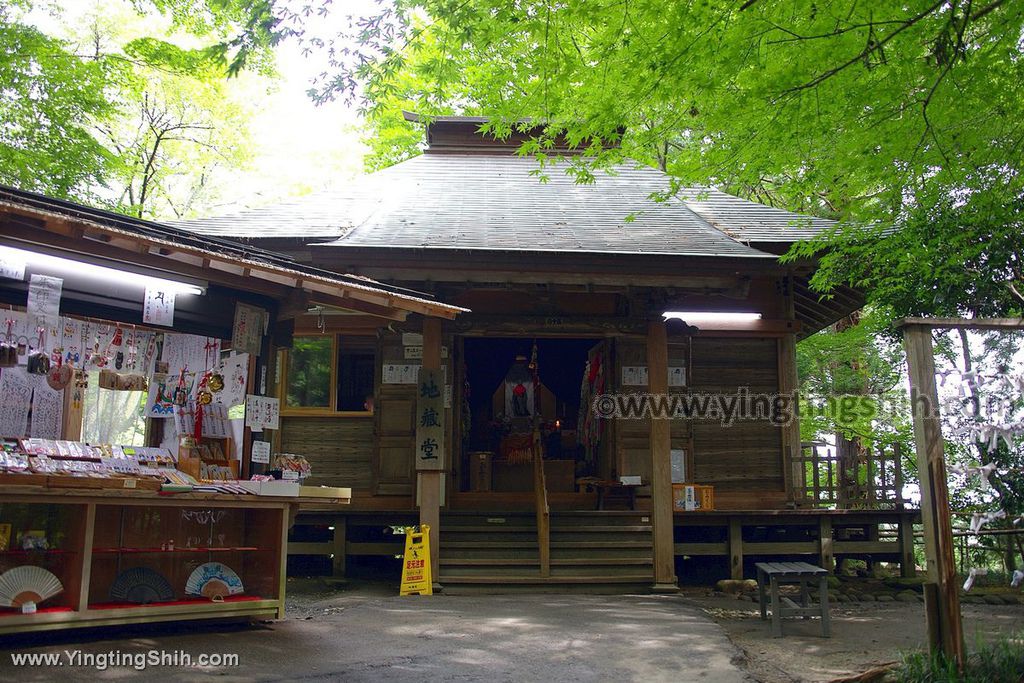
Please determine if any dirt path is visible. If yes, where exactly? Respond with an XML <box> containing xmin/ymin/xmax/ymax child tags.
<box><xmin>681</xmin><ymin>590</ymin><xmax>1024</xmax><ymax>682</ymax></box>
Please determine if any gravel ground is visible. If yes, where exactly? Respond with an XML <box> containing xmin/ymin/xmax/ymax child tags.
<box><xmin>681</xmin><ymin>588</ymin><xmax>1024</xmax><ymax>682</ymax></box>
<box><xmin>0</xmin><ymin>579</ymin><xmax>752</xmax><ymax>682</ymax></box>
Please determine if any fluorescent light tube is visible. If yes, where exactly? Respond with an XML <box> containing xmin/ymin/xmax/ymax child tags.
<box><xmin>0</xmin><ymin>245</ymin><xmax>204</xmax><ymax>296</ymax></box>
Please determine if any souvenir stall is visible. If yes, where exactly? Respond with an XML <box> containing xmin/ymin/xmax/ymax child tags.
<box><xmin>0</xmin><ymin>186</ymin><xmax>462</xmax><ymax>632</ymax></box>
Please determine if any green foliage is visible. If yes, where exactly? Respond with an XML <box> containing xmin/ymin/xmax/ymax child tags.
<box><xmin>797</xmin><ymin>308</ymin><xmax>911</xmax><ymax>448</ymax></box>
<box><xmin>893</xmin><ymin>631</ymin><xmax>1024</xmax><ymax>683</ymax></box>
<box><xmin>0</xmin><ymin>1</ymin><xmax>259</xmax><ymax>218</ymax></box>
<box><xmin>134</xmin><ymin>0</ymin><xmax>279</xmax><ymax>75</ymax></box>
<box><xmin>285</xmin><ymin>336</ymin><xmax>333</xmax><ymax>408</ymax></box>
<box><xmin>209</xmin><ymin>0</ymin><xmax>1024</xmax><ymax>317</ymax></box>
<box><xmin>0</xmin><ymin>15</ymin><xmax>115</xmax><ymax>199</ymax></box>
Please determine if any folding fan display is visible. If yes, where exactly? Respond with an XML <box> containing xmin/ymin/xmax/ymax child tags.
<box><xmin>0</xmin><ymin>566</ymin><xmax>63</xmax><ymax>610</ymax></box>
<box><xmin>185</xmin><ymin>562</ymin><xmax>244</xmax><ymax>600</ymax></box>
<box><xmin>109</xmin><ymin>567</ymin><xmax>175</xmax><ymax>604</ymax></box>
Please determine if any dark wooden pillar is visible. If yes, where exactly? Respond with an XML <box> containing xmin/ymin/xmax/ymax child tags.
<box><xmin>647</xmin><ymin>318</ymin><xmax>678</xmax><ymax>590</ymax></box>
<box><xmin>903</xmin><ymin>324</ymin><xmax>963</xmax><ymax>665</ymax></box>
<box><xmin>419</xmin><ymin>317</ymin><xmax>443</xmax><ymax>589</ymax></box>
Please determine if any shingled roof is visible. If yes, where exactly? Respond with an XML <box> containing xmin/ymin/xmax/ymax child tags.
<box><xmin>176</xmin><ymin>128</ymin><xmax>834</xmax><ymax>259</ymax></box>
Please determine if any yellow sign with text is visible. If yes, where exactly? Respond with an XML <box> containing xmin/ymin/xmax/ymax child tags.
<box><xmin>399</xmin><ymin>524</ymin><xmax>433</xmax><ymax>596</ymax></box>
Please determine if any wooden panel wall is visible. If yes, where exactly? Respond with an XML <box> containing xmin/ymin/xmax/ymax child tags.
<box><xmin>374</xmin><ymin>334</ymin><xmax>417</xmax><ymax>495</ymax></box>
<box><xmin>690</xmin><ymin>337</ymin><xmax>784</xmax><ymax>501</ymax></box>
<box><xmin>279</xmin><ymin>416</ymin><xmax>373</xmax><ymax>489</ymax></box>
<box><xmin>373</xmin><ymin>329</ymin><xmax>454</xmax><ymax>496</ymax></box>
<box><xmin>613</xmin><ymin>340</ymin><xmax>690</xmax><ymax>487</ymax></box>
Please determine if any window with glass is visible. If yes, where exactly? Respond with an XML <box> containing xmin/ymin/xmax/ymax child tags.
<box><xmin>283</xmin><ymin>335</ymin><xmax>376</xmax><ymax>414</ymax></box>
<box><xmin>285</xmin><ymin>336</ymin><xmax>333</xmax><ymax>409</ymax></box>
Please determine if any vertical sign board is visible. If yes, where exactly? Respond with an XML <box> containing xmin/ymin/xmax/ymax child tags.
<box><xmin>232</xmin><ymin>303</ymin><xmax>267</xmax><ymax>357</ymax></box>
<box><xmin>415</xmin><ymin>369</ymin><xmax>445</xmax><ymax>471</ymax></box>
<box><xmin>399</xmin><ymin>524</ymin><xmax>433</xmax><ymax>596</ymax></box>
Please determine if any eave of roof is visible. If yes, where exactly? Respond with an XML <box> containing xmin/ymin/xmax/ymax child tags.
<box><xmin>0</xmin><ymin>185</ymin><xmax>467</xmax><ymax>320</ymax></box>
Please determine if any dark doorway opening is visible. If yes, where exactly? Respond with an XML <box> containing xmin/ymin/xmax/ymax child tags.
<box><xmin>460</xmin><ymin>337</ymin><xmax>598</xmax><ymax>493</ymax></box>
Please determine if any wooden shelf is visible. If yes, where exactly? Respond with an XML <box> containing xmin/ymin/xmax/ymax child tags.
<box><xmin>0</xmin><ymin>489</ymin><xmax>293</xmax><ymax>634</ymax></box>
<box><xmin>0</xmin><ymin>549</ymin><xmax>77</xmax><ymax>556</ymax></box>
<box><xmin>89</xmin><ymin>596</ymin><xmax>266</xmax><ymax>610</ymax></box>
<box><xmin>92</xmin><ymin>547</ymin><xmax>262</xmax><ymax>554</ymax></box>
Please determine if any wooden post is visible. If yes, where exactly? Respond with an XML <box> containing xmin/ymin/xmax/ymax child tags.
<box><xmin>903</xmin><ymin>324</ymin><xmax>964</xmax><ymax>665</ymax></box>
<box><xmin>331</xmin><ymin>516</ymin><xmax>347</xmax><ymax>578</ymax></box>
<box><xmin>899</xmin><ymin>514</ymin><xmax>916</xmax><ymax>578</ymax></box>
<box><xmin>779</xmin><ymin>275</ymin><xmax>801</xmax><ymax>502</ymax></box>
<box><xmin>647</xmin><ymin>318</ymin><xmax>678</xmax><ymax>590</ymax></box>
<box><xmin>729</xmin><ymin>517</ymin><xmax>744</xmax><ymax>580</ymax></box>
<box><xmin>419</xmin><ymin>317</ymin><xmax>443</xmax><ymax>591</ymax></box>
<box><xmin>778</xmin><ymin>334</ymin><xmax>801</xmax><ymax>501</ymax></box>
<box><xmin>819</xmin><ymin>516</ymin><xmax>834</xmax><ymax>572</ymax></box>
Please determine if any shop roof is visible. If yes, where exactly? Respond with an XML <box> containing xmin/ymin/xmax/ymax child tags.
<box><xmin>0</xmin><ymin>185</ymin><xmax>466</xmax><ymax>321</ymax></box>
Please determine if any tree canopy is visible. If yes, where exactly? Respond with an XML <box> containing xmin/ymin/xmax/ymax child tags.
<box><xmin>0</xmin><ymin>0</ymin><xmax>261</xmax><ymax>218</ymax></box>
<box><xmin>208</xmin><ymin>0</ymin><xmax>1024</xmax><ymax>319</ymax></box>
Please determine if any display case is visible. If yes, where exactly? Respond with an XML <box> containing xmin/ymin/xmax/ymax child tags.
<box><xmin>0</xmin><ymin>488</ymin><xmax>290</xmax><ymax>634</ymax></box>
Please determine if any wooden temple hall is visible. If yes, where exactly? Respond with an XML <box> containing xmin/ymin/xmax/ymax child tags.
<box><xmin>171</xmin><ymin>115</ymin><xmax>918</xmax><ymax>592</ymax></box>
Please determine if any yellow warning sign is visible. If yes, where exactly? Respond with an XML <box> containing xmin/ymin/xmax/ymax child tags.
<box><xmin>399</xmin><ymin>524</ymin><xmax>433</xmax><ymax>596</ymax></box>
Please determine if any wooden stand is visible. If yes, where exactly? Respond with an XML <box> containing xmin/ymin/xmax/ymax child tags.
<box><xmin>0</xmin><ymin>487</ymin><xmax>302</xmax><ymax>634</ymax></box>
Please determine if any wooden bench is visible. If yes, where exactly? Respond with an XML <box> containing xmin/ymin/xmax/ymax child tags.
<box><xmin>755</xmin><ymin>561</ymin><xmax>831</xmax><ymax>638</ymax></box>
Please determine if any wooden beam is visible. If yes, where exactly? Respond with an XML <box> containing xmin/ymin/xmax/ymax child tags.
<box><xmin>419</xmin><ymin>317</ymin><xmax>443</xmax><ymax>590</ymax></box>
<box><xmin>647</xmin><ymin>318</ymin><xmax>677</xmax><ymax>590</ymax></box>
<box><xmin>899</xmin><ymin>317</ymin><xmax>1024</xmax><ymax>331</ymax></box>
<box><xmin>903</xmin><ymin>324</ymin><xmax>964</xmax><ymax>666</ymax></box>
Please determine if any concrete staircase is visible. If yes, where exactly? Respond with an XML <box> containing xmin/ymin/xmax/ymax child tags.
<box><xmin>438</xmin><ymin>510</ymin><xmax>655</xmax><ymax>593</ymax></box>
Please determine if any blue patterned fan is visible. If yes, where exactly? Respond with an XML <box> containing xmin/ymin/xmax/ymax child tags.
<box><xmin>185</xmin><ymin>562</ymin><xmax>244</xmax><ymax>600</ymax></box>
<box><xmin>109</xmin><ymin>567</ymin><xmax>175</xmax><ymax>604</ymax></box>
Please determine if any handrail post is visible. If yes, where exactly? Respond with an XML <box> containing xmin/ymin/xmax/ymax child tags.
<box><xmin>532</xmin><ymin>427</ymin><xmax>550</xmax><ymax>577</ymax></box>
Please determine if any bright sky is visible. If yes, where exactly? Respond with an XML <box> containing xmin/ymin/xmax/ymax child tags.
<box><xmin>30</xmin><ymin>0</ymin><xmax>379</xmax><ymax>215</ymax></box>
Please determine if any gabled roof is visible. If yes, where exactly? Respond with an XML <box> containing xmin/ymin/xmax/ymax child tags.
<box><xmin>176</xmin><ymin>155</ymin><xmax>830</xmax><ymax>259</ymax></box>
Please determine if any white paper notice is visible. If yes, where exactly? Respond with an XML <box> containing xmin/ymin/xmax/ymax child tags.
<box><xmin>668</xmin><ymin>366</ymin><xmax>687</xmax><ymax>387</ymax></box>
<box><xmin>621</xmin><ymin>366</ymin><xmax>649</xmax><ymax>386</ymax></box>
<box><xmin>27</xmin><ymin>274</ymin><xmax>62</xmax><ymax>329</ymax></box>
<box><xmin>143</xmin><ymin>287</ymin><xmax>176</xmax><ymax>327</ymax></box>
<box><xmin>244</xmin><ymin>395</ymin><xmax>279</xmax><ymax>431</ymax></box>
<box><xmin>0</xmin><ymin>368</ymin><xmax>33</xmax><ymax>437</ymax></box>
<box><xmin>216</xmin><ymin>353</ymin><xmax>249</xmax><ymax>408</ymax></box>
<box><xmin>162</xmin><ymin>334</ymin><xmax>218</xmax><ymax>375</ymax></box>
<box><xmin>251</xmin><ymin>440</ymin><xmax>271</xmax><ymax>464</ymax></box>
<box><xmin>29</xmin><ymin>378</ymin><xmax>62</xmax><ymax>439</ymax></box>
<box><xmin>0</xmin><ymin>252</ymin><xmax>25</xmax><ymax>280</ymax></box>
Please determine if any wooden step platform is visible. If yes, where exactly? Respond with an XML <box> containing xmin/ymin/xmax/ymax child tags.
<box><xmin>439</xmin><ymin>510</ymin><xmax>655</xmax><ymax>594</ymax></box>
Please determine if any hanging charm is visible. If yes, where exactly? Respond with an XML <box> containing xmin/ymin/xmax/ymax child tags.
<box><xmin>88</xmin><ymin>327</ymin><xmax>107</xmax><ymax>368</ymax></box>
<box><xmin>46</xmin><ymin>346</ymin><xmax>72</xmax><ymax>391</ymax></box>
<box><xmin>26</xmin><ymin>327</ymin><xmax>50</xmax><ymax>375</ymax></box>
<box><xmin>0</xmin><ymin>319</ymin><xmax>17</xmax><ymax>368</ymax></box>
<box><xmin>173</xmin><ymin>368</ymin><xmax>189</xmax><ymax>406</ymax></box>
<box><xmin>208</xmin><ymin>372</ymin><xmax>224</xmax><ymax>393</ymax></box>
<box><xmin>111</xmin><ymin>326</ymin><xmax>124</xmax><ymax>370</ymax></box>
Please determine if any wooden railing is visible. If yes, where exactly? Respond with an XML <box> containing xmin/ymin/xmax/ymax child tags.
<box><xmin>794</xmin><ymin>441</ymin><xmax>906</xmax><ymax>509</ymax></box>
<box><xmin>532</xmin><ymin>427</ymin><xmax>550</xmax><ymax>577</ymax></box>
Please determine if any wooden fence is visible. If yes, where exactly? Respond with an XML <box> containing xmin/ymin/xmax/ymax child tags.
<box><xmin>793</xmin><ymin>441</ymin><xmax>906</xmax><ymax>509</ymax></box>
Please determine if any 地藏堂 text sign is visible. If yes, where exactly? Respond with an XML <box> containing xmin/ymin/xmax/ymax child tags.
<box><xmin>414</xmin><ymin>369</ymin><xmax>444</xmax><ymax>471</ymax></box>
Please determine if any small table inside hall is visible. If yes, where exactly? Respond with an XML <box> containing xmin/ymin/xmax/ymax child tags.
<box><xmin>755</xmin><ymin>561</ymin><xmax>831</xmax><ymax>638</ymax></box>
